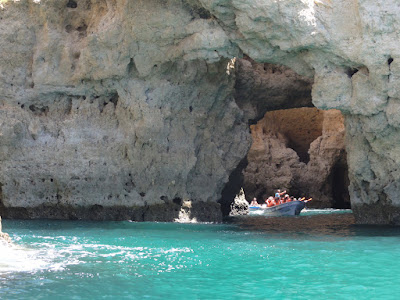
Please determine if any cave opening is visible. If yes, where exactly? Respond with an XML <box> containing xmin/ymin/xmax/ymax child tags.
<box><xmin>331</xmin><ymin>154</ymin><xmax>351</xmax><ymax>209</ymax></box>
<box><xmin>260</xmin><ymin>107</ymin><xmax>324</xmax><ymax>164</ymax></box>
<box><xmin>220</xmin><ymin>156</ymin><xmax>248</xmax><ymax>217</ymax></box>
<box><xmin>219</xmin><ymin>58</ymin><xmax>351</xmax><ymax>216</ymax></box>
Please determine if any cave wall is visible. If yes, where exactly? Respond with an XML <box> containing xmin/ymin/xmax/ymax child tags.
<box><xmin>243</xmin><ymin>108</ymin><xmax>349</xmax><ymax>208</ymax></box>
<box><xmin>234</xmin><ymin>57</ymin><xmax>314</xmax><ymax>123</ymax></box>
<box><xmin>200</xmin><ymin>0</ymin><xmax>400</xmax><ymax>224</ymax></box>
<box><xmin>0</xmin><ymin>0</ymin><xmax>250</xmax><ymax>221</ymax></box>
<box><xmin>0</xmin><ymin>0</ymin><xmax>399</xmax><ymax>223</ymax></box>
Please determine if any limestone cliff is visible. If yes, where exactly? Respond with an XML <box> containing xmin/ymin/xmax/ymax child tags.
<box><xmin>201</xmin><ymin>0</ymin><xmax>400</xmax><ymax>224</ymax></box>
<box><xmin>0</xmin><ymin>0</ymin><xmax>249</xmax><ymax>221</ymax></box>
<box><xmin>0</xmin><ymin>0</ymin><xmax>399</xmax><ymax>224</ymax></box>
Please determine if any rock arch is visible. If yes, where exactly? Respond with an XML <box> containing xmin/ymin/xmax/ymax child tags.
<box><xmin>220</xmin><ymin>58</ymin><xmax>350</xmax><ymax>213</ymax></box>
<box><xmin>0</xmin><ymin>0</ymin><xmax>398</xmax><ymax>224</ymax></box>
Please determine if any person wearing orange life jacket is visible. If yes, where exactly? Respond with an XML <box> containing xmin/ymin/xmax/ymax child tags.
<box><xmin>265</xmin><ymin>196</ymin><xmax>276</xmax><ymax>207</ymax></box>
<box><xmin>283</xmin><ymin>194</ymin><xmax>291</xmax><ymax>203</ymax></box>
<box><xmin>276</xmin><ymin>194</ymin><xmax>287</xmax><ymax>205</ymax></box>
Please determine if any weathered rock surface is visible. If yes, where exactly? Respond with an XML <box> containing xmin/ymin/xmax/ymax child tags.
<box><xmin>0</xmin><ymin>0</ymin><xmax>249</xmax><ymax>221</ymax></box>
<box><xmin>235</xmin><ymin>57</ymin><xmax>314</xmax><ymax>123</ymax></box>
<box><xmin>243</xmin><ymin>108</ymin><xmax>349</xmax><ymax>208</ymax></box>
<box><xmin>0</xmin><ymin>0</ymin><xmax>399</xmax><ymax>224</ymax></box>
<box><xmin>201</xmin><ymin>0</ymin><xmax>400</xmax><ymax>224</ymax></box>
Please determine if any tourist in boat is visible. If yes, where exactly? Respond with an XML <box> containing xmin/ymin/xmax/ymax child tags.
<box><xmin>285</xmin><ymin>195</ymin><xmax>292</xmax><ymax>202</ymax></box>
<box><xmin>278</xmin><ymin>196</ymin><xmax>285</xmax><ymax>205</ymax></box>
<box><xmin>250</xmin><ymin>197</ymin><xmax>259</xmax><ymax>207</ymax></box>
<box><xmin>266</xmin><ymin>196</ymin><xmax>276</xmax><ymax>207</ymax></box>
<box><xmin>274</xmin><ymin>189</ymin><xmax>287</xmax><ymax>200</ymax></box>
<box><xmin>298</xmin><ymin>197</ymin><xmax>312</xmax><ymax>202</ymax></box>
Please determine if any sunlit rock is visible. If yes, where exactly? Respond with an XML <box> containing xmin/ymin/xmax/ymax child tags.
<box><xmin>0</xmin><ymin>0</ymin><xmax>248</xmax><ymax>222</ymax></box>
<box><xmin>0</xmin><ymin>0</ymin><xmax>400</xmax><ymax>223</ymax></box>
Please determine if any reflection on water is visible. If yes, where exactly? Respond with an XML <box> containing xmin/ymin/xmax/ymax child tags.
<box><xmin>302</xmin><ymin>208</ymin><xmax>352</xmax><ymax>215</ymax></box>
<box><xmin>2</xmin><ymin>216</ymin><xmax>400</xmax><ymax>299</ymax></box>
<box><xmin>231</xmin><ymin>210</ymin><xmax>400</xmax><ymax>238</ymax></box>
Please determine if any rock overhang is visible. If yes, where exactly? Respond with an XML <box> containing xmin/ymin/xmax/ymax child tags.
<box><xmin>0</xmin><ymin>0</ymin><xmax>399</xmax><ymax>224</ymax></box>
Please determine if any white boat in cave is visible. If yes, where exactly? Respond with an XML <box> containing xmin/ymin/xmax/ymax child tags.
<box><xmin>249</xmin><ymin>201</ymin><xmax>306</xmax><ymax>216</ymax></box>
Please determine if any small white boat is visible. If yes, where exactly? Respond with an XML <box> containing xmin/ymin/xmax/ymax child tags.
<box><xmin>249</xmin><ymin>201</ymin><xmax>306</xmax><ymax>216</ymax></box>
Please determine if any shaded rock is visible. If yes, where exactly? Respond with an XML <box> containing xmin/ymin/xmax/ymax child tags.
<box><xmin>1</xmin><ymin>201</ymin><xmax>222</xmax><ymax>222</ymax></box>
<box><xmin>174</xmin><ymin>200</ymin><xmax>222</xmax><ymax>223</ymax></box>
<box><xmin>243</xmin><ymin>108</ymin><xmax>349</xmax><ymax>208</ymax></box>
<box><xmin>351</xmin><ymin>204</ymin><xmax>400</xmax><ymax>225</ymax></box>
<box><xmin>235</xmin><ymin>57</ymin><xmax>314</xmax><ymax>123</ymax></box>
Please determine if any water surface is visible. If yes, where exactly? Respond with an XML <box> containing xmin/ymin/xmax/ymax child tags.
<box><xmin>1</xmin><ymin>216</ymin><xmax>400</xmax><ymax>299</ymax></box>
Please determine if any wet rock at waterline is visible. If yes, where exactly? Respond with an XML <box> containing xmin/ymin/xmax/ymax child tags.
<box><xmin>0</xmin><ymin>231</ymin><xmax>9</xmax><ymax>243</ymax></box>
<box><xmin>229</xmin><ymin>188</ymin><xmax>249</xmax><ymax>216</ymax></box>
<box><xmin>0</xmin><ymin>0</ymin><xmax>399</xmax><ymax>224</ymax></box>
<box><xmin>0</xmin><ymin>217</ymin><xmax>11</xmax><ymax>243</ymax></box>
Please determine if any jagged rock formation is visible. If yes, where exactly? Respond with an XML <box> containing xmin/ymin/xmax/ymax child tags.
<box><xmin>0</xmin><ymin>0</ymin><xmax>399</xmax><ymax>224</ymax></box>
<box><xmin>229</xmin><ymin>188</ymin><xmax>249</xmax><ymax>216</ymax></box>
<box><xmin>244</xmin><ymin>108</ymin><xmax>349</xmax><ymax>208</ymax></box>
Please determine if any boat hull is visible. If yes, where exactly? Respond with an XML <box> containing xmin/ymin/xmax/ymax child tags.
<box><xmin>249</xmin><ymin>201</ymin><xmax>306</xmax><ymax>216</ymax></box>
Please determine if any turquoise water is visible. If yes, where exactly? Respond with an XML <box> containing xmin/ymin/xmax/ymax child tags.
<box><xmin>1</xmin><ymin>219</ymin><xmax>400</xmax><ymax>299</ymax></box>
<box><xmin>301</xmin><ymin>208</ymin><xmax>352</xmax><ymax>216</ymax></box>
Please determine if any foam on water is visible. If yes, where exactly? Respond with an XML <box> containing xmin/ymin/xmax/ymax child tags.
<box><xmin>1</xmin><ymin>218</ymin><xmax>400</xmax><ymax>299</ymax></box>
<box><xmin>302</xmin><ymin>208</ymin><xmax>352</xmax><ymax>215</ymax></box>
<box><xmin>0</xmin><ymin>242</ymin><xmax>50</xmax><ymax>274</ymax></box>
<box><xmin>0</xmin><ymin>231</ymin><xmax>198</xmax><ymax>279</ymax></box>
<box><xmin>249</xmin><ymin>207</ymin><xmax>351</xmax><ymax>216</ymax></box>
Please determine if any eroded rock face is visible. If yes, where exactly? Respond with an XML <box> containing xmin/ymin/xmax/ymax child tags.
<box><xmin>201</xmin><ymin>0</ymin><xmax>400</xmax><ymax>224</ymax></box>
<box><xmin>0</xmin><ymin>0</ymin><xmax>249</xmax><ymax>221</ymax></box>
<box><xmin>235</xmin><ymin>57</ymin><xmax>314</xmax><ymax>123</ymax></box>
<box><xmin>243</xmin><ymin>108</ymin><xmax>349</xmax><ymax>208</ymax></box>
<box><xmin>0</xmin><ymin>0</ymin><xmax>399</xmax><ymax>223</ymax></box>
